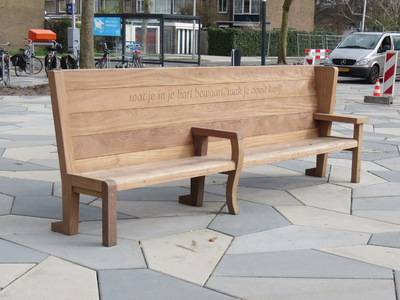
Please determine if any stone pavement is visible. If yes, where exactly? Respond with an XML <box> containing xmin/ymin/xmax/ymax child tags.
<box><xmin>1</xmin><ymin>67</ymin><xmax>400</xmax><ymax>299</ymax></box>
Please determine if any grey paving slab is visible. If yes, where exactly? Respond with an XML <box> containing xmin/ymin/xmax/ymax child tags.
<box><xmin>0</xmin><ymin>194</ymin><xmax>13</xmax><ymax>215</ymax></box>
<box><xmin>80</xmin><ymin>214</ymin><xmax>216</xmax><ymax>241</ymax></box>
<box><xmin>369</xmin><ymin>232</ymin><xmax>400</xmax><ymax>248</ymax></box>
<box><xmin>352</xmin><ymin>210</ymin><xmax>400</xmax><ymax>225</ymax></box>
<box><xmin>0</xmin><ymin>239</ymin><xmax>48</xmax><ymax>263</ymax></box>
<box><xmin>12</xmin><ymin>195</ymin><xmax>133</xmax><ymax>221</ymax></box>
<box><xmin>4</xmin><ymin>232</ymin><xmax>146</xmax><ymax>270</ymax></box>
<box><xmin>0</xmin><ymin>157</ymin><xmax>54</xmax><ymax>171</ymax></box>
<box><xmin>0</xmin><ymin>256</ymin><xmax>99</xmax><ymax>300</ymax></box>
<box><xmin>28</xmin><ymin>159</ymin><xmax>59</xmax><ymax>169</ymax></box>
<box><xmin>206</xmin><ymin>277</ymin><xmax>396</xmax><ymax>300</ymax></box>
<box><xmin>238</xmin><ymin>175</ymin><xmax>327</xmax><ymax>190</ymax></box>
<box><xmin>0</xmin><ymin>177</ymin><xmax>52</xmax><ymax>196</ymax></box>
<box><xmin>375</xmin><ymin>157</ymin><xmax>400</xmax><ymax>171</ymax></box>
<box><xmin>370</xmin><ymin>171</ymin><xmax>400</xmax><ymax>182</ymax></box>
<box><xmin>0</xmin><ymin>134</ymin><xmax>55</xmax><ymax>141</ymax></box>
<box><xmin>205</xmin><ymin>184</ymin><xmax>302</xmax><ymax>206</ymax></box>
<box><xmin>353</xmin><ymin>196</ymin><xmax>400</xmax><ymax>210</ymax></box>
<box><xmin>213</xmin><ymin>249</ymin><xmax>393</xmax><ymax>279</ymax></box>
<box><xmin>98</xmin><ymin>269</ymin><xmax>235</xmax><ymax>300</ymax></box>
<box><xmin>226</xmin><ymin>225</ymin><xmax>370</xmax><ymax>254</ymax></box>
<box><xmin>271</xmin><ymin>159</ymin><xmax>317</xmax><ymax>174</ymax></box>
<box><xmin>208</xmin><ymin>200</ymin><xmax>291</xmax><ymax>236</ymax></box>
<box><xmin>116</xmin><ymin>186</ymin><xmax>224</xmax><ymax>202</ymax></box>
<box><xmin>396</xmin><ymin>271</ymin><xmax>400</xmax><ymax>300</ymax></box>
<box><xmin>353</xmin><ymin>182</ymin><xmax>400</xmax><ymax>198</ymax></box>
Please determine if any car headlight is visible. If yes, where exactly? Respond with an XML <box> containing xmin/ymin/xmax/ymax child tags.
<box><xmin>356</xmin><ymin>58</ymin><xmax>371</xmax><ymax>66</ymax></box>
<box><xmin>325</xmin><ymin>56</ymin><xmax>332</xmax><ymax>64</ymax></box>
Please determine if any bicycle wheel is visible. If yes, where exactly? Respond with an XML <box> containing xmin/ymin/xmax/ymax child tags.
<box><xmin>127</xmin><ymin>59</ymin><xmax>134</xmax><ymax>68</ymax></box>
<box><xmin>66</xmin><ymin>56</ymin><xmax>76</xmax><ymax>69</ymax></box>
<box><xmin>137</xmin><ymin>56</ymin><xmax>143</xmax><ymax>68</ymax></box>
<box><xmin>26</xmin><ymin>57</ymin><xmax>43</xmax><ymax>75</ymax></box>
<box><xmin>44</xmin><ymin>56</ymin><xmax>52</xmax><ymax>75</ymax></box>
<box><xmin>32</xmin><ymin>57</ymin><xmax>43</xmax><ymax>75</ymax></box>
<box><xmin>96</xmin><ymin>58</ymin><xmax>106</xmax><ymax>69</ymax></box>
<box><xmin>15</xmin><ymin>65</ymin><xmax>23</xmax><ymax>77</ymax></box>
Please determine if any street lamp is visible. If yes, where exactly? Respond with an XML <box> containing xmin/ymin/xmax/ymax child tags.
<box><xmin>261</xmin><ymin>0</ymin><xmax>266</xmax><ymax>65</ymax></box>
<box><xmin>361</xmin><ymin>0</ymin><xmax>366</xmax><ymax>32</ymax></box>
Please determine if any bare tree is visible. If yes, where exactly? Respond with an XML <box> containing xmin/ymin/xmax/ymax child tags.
<box><xmin>80</xmin><ymin>0</ymin><xmax>95</xmax><ymax>69</ymax></box>
<box><xmin>277</xmin><ymin>0</ymin><xmax>294</xmax><ymax>64</ymax></box>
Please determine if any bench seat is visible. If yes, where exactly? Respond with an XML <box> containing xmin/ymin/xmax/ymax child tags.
<box><xmin>71</xmin><ymin>154</ymin><xmax>237</xmax><ymax>195</ymax></box>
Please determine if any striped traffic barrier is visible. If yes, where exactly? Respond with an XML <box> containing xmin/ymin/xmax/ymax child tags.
<box><xmin>305</xmin><ymin>49</ymin><xmax>331</xmax><ymax>60</ymax></box>
<box><xmin>383</xmin><ymin>50</ymin><xmax>398</xmax><ymax>96</ymax></box>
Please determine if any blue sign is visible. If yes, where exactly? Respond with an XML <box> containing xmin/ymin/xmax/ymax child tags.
<box><xmin>66</xmin><ymin>4</ymin><xmax>75</xmax><ymax>15</ymax></box>
<box><xmin>94</xmin><ymin>17</ymin><xmax>121</xmax><ymax>37</ymax></box>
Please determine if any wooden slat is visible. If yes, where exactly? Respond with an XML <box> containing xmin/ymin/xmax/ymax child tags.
<box><xmin>66</xmin><ymin>79</ymin><xmax>317</xmax><ymax>113</ymax></box>
<box><xmin>48</xmin><ymin>71</ymin><xmax>76</xmax><ymax>175</ymax></box>
<box><xmin>76</xmin><ymin>154</ymin><xmax>236</xmax><ymax>190</ymax></box>
<box><xmin>314</xmin><ymin>113</ymin><xmax>370</xmax><ymax>124</ymax></box>
<box><xmin>61</xmin><ymin>65</ymin><xmax>316</xmax><ymax>91</ymax></box>
<box><xmin>72</xmin><ymin>128</ymin><xmax>320</xmax><ymax>173</ymax></box>
<box><xmin>315</xmin><ymin>66</ymin><xmax>338</xmax><ymax>114</ymax></box>
<box><xmin>242</xmin><ymin>137</ymin><xmax>358</xmax><ymax>168</ymax></box>
<box><xmin>72</xmin><ymin>112</ymin><xmax>318</xmax><ymax>160</ymax></box>
<box><xmin>69</xmin><ymin>96</ymin><xmax>318</xmax><ymax>137</ymax></box>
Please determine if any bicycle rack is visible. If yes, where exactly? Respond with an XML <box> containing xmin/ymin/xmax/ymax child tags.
<box><xmin>29</xmin><ymin>42</ymin><xmax>53</xmax><ymax>75</ymax></box>
<box><xmin>0</xmin><ymin>43</ymin><xmax>11</xmax><ymax>86</ymax></box>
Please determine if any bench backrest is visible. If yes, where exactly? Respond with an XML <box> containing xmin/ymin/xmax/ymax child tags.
<box><xmin>48</xmin><ymin>65</ymin><xmax>338</xmax><ymax>175</ymax></box>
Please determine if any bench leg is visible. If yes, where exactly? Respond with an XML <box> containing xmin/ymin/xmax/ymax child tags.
<box><xmin>351</xmin><ymin>124</ymin><xmax>363</xmax><ymax>183</ymax></box>
<box><xmin>226</xmin><ymin>170</ymin><xmax>240</xmax><ymax>215</ymax></box>
<box><xmin>305</xmin><ymin>153</ymin><xmax>328</xmax><ymax>178</ymax></box>
<box><xmin>179</xmin><ymin>176</ymin><xmax>205</xmax><ymax>207</ymax></box>
<box><xmin>51</xmin><ymin>182</ymin><xmax>80</xmax><ymax>236</ymax></box>
<box><xmin>102</xmin><ymin>180</ymin><xmax>118</xmax><ymax>247</ymax></box>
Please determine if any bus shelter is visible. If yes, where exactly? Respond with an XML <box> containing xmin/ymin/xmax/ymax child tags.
<box><xmin>94</xmin><ymin>13</ymin><xmax>201</xmax><ymax>67</ymax></box>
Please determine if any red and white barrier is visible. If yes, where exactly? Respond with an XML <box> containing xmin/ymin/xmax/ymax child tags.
<box><xmin>383</xmin><ymin>50</ymin><xmax>398</xmax><ymax>96</ymax></box>
<box><xmin>305</xmin><ymin>49</ymin><xmax>331</xmax><ymax>60</ymax></box>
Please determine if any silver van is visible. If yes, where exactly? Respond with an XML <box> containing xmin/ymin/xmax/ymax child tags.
<box><xmin>324</xmin><ymin>32</ymin><xmax>400</xmax><ymax>83</ymax></box>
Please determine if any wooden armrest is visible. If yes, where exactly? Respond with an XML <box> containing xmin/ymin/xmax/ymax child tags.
<box><xmin>192</xmin><ymin>127</ymin><xmax>243</xmax><ymax>141</ymax></box>
<box><xmin>314</xmin><ymin>113</ymin><xmax>369</xmax><ymax>124</ymax></box>
<box><xmin>192</xmin><ymin>127</ymin><xmax>244</xmax><ymax>167</ymax></box>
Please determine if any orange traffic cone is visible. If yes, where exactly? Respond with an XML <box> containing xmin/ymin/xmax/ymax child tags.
<box><xmin>373</xmin><ymin>79</ymin><xmax>381</xmax><ymax>96</ymax></box>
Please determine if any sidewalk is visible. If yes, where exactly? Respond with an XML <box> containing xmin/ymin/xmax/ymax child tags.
<box><xmin>1</xmin><ymin>68</ymin><xmax>400</xmax><ymax>299</ymax></box>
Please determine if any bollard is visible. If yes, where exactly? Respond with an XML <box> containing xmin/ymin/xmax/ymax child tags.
<box><xmin>231</xmin><ymin>49</ymin><xmax>241</xmax><ymax>66</ymax></box>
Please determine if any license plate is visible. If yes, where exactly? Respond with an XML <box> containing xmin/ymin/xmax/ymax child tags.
<box><xmin>339</xmin><ymin>68</ymin><xmax>349</xmax><ymax>72</ymax></box>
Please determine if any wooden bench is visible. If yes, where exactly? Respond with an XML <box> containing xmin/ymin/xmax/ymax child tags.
<box><xmin>48</xmin><ymin>65</ymin><xmax>368</xmax><ymax>247</ymax></box>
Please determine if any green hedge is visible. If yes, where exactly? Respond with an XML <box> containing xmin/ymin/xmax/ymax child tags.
<box><xmin>207</xmin><ymin>27</ymin><xmax>299</xmax><ymax>56</ymax></box>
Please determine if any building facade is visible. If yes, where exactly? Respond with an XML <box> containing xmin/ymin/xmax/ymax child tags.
<box><xmin>0</xmin><ymin>0</ymin><xmax>46</xmax><ymax>51</ymax></box>
<box><xmin>45</xmin><ymin>0</ymin><xmax>314</xmax><ymax>31</ymax></box>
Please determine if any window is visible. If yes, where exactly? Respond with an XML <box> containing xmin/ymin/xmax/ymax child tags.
<box><xmin>94</xmin><ymin>0</ymin><xmax>99</xmax><ymax>12</ymax></box>
<box><xmin>59</xmin><ymin>0</ymin><xmax>66</xmax><ymax>13</ymax></box>
<box><xmin>234</xmin><ymin>0</ymin><xmax>259</xmax><ymax>14</ymax></box>
<box><xmin>393</xmin><ymin>36</ymin><xmax>400</xmax><ymax>51</ymax></box>
<box><xmin>137</xmin><ymin>0</ymin><xmax>144</xmax><ymax>12</ymax></box>
<box><xmin>151</xmin><ymin>0</ymin><xmax>171</xmax><ymax>13</ymax></box>
<box><xmin>218</xmin><ymin>0</ymin><xmax>227</xmax><ymax>13</ymax></box>
<box><xmin>45</xmin><ymin>0</ymin><xmax>56</xmax><ymax>13</ymax></box>
<box><xmin>174</xmin><ymin>0</ymin><xmax>193</xmax><ymax>14</ymax></box>
<box><xmin>124</xmin><ymin>0</ymin><xmax>133</xmax><ymax>12</ymax></box>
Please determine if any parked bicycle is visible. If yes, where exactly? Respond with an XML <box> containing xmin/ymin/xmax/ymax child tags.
<box><xmin>45</xmin><ymin>40</ymin><xmax>62</xmax><ymax>75</ymax></box>
<box><xmin>127</xmin><ymin>42</ymin><xmax>143</xmax><ymax>68</ymax></box>
<box><xmin>95</xmin><ymin>42</ymin><xmax>111</xmax><ymax>69</ymax></box>
<box><xmin>0</xmin><ymin>42</ymin><xmax>11</xmax><ymax>86</ymax></box>
<box><xmin>11</xmin><ymin>39</ymin><xmax>43</xmax><ymax>76</ymax></box>
<box><xmin>60</xmin><ymin>40</ymin><xmax>80</xmax><ymax>69</ymax></box>
<box><xmin>115</xmin><ymin>42</ymin><xmax>144</xmax><ymax>69</ymax></box>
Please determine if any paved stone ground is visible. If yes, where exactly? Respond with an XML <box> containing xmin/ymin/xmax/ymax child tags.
<box><xmin>1</xmin><ymin>68</ymin><xmax>400</xmax><ymax>299</ymax></box>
